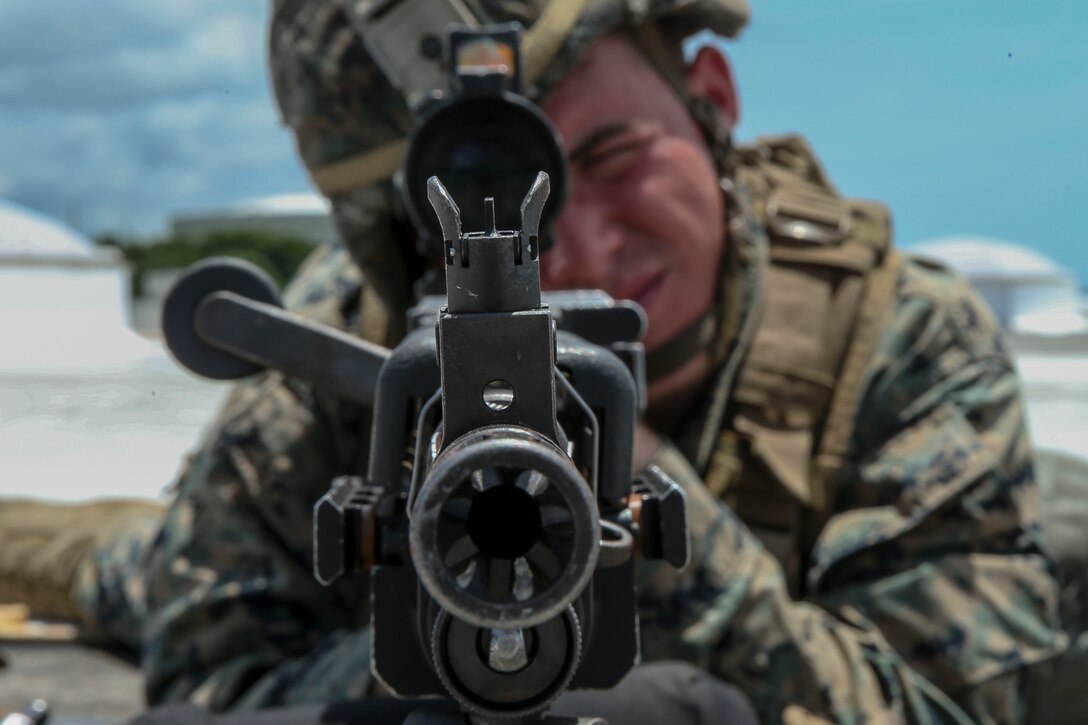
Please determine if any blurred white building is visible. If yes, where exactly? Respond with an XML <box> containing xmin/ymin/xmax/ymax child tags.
<box><xmin>0</xmin><ymin>199</ymin><xmax>226</xmax><ymax>501</ymax></box>
<box><xmin>0</xmin><ymin>198</ymin><xmax>127</xmax><ymax>314</ymax></box>
<box><xmin>170</xmin><ymin>192</ymin><xmax>335</xmax><ymax>245</ymax></box>
<box><xmin>911</xmin><ymin>236</ymin><xmax>1087</xmax><ymax>335</ymax></box>
<box><xmin>0</xmin><ymin>198</ymin><xmax>160</xmax><ymax>371</ymax></box>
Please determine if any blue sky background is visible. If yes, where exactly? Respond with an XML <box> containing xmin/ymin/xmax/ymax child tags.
<box><xmin>727</xmin><ymin>1</ymin><xmax>1087</xmax><ymax>283</ymax></box>
<box><xmin>2</xmin><ymin>1</ymin><xmax>1085</xmax><ymax>283</ymax></box>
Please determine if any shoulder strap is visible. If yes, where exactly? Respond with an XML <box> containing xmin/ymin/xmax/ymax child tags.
<box><xmin>706</xmin><ymin>135</ymin><xmax>896</xmax><ymax>583</ymax></box>
<box><xmin>811</xmin><ymin>242</ymin><xmax>902</xmax><ymax>508</ymax></box>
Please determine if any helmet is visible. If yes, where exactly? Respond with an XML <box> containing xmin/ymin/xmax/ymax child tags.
<box><xmin>268</xmin><ymin>0</ymin><xmax>749</xmax><ymax>310</ymax></box>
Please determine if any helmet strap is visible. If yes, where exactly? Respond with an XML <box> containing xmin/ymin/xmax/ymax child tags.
<box><xmin>644</xmin><ymin>310</ymin><xmax>718</xmax><ymax>383</ymax></box>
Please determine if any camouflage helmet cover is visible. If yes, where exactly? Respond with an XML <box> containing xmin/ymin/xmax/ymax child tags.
<box><xmin>270</xmin><ymin>0</ymin><xmax>749</xmax><ymax>190</ymax></box>
<box><xmin>268</xmin><ymin>0</ymin><xmax>748</xmax><ymax>312</ymax></box>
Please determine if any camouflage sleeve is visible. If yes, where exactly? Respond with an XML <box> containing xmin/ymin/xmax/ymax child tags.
<box><xmin>637</xmin><ymin>257</ymin><xmax>1065</xmax><ymax>724</ymax></box>
<box><xmin>142</xmin><ymin>245</ymin><xmax>379</xmax><ymax>709</ymax></box>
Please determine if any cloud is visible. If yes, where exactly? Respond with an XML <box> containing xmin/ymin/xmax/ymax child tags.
<box><xmin>0</xmin><ymin>0</ymin><xmax>304</xmax><ymax>238</ymax></box>
<box><xmin>0</xmin><ymin>2</ymin><xmax>266</xmax><ymax>110</ymax></box>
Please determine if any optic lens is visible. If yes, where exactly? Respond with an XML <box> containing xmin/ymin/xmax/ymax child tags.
<box><xmin>405</xmin><ymin>95</ymin><xmax>567</xmax><ymax>245</ymax></box>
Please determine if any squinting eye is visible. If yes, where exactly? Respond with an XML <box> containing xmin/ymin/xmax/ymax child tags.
<box><xmin>580</xmin><ymin>142</ymin><xmax>642</xmax><ymax>180</ymax></box>
<box><xmin>575</xmin><ymin>123</ymin><xmax>661</xmax><ymax>182</ymax></box>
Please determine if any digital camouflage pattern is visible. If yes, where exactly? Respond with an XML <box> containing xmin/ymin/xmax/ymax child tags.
<box><xmin>636</xmin><ymin>252</ymin><xmax>1064</xmax><ymax>723</ymax></box>
<box><xmin>139</xmin><ymin>244</ymin><xmax>376</xmax><ymax>708</ymax></box>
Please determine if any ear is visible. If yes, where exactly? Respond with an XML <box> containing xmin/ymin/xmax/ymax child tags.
<box><xmin>685</xmin><ymin>45</ymin><xmax>740</xmax><ymax>132</ymax></box>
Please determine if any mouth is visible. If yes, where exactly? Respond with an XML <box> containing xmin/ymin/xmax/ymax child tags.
<box><xmin>618</xmin><ymin>271</ymin><xmax>666</xmax><ymax>314</ymax></box>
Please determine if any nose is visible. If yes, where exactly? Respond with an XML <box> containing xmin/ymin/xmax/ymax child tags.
<box><xmin>540</xmin><ymin>195</ymin><xmax>622</xmax><ymax>291</ymax></box>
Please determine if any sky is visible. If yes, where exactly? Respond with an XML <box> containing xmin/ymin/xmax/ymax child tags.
<box><xmin>2</xmin><ymin>1</ymin><xmax>1086</xmax><ymax>283</ymax></box>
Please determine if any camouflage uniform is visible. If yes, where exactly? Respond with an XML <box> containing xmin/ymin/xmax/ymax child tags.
<box><xmin>121</xmin><ymin>196</ymin><xmax>1063</xmax><ymax>724</ymax></box>
<box><xmin>79</xmin><ymin>2</ymin><xmax>1064</xmax><ymax>723</ymax></box>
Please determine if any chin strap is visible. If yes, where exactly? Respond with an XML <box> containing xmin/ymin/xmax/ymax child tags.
<box><xmin>644</xmin><ymin>310</ymin><xmax>718</xmax><ymax>383</ymax></box>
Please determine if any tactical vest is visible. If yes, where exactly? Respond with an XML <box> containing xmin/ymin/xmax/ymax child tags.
<box><xmin>704</xmin><ymin>135</ymin><xmax>901</xmax><ymax>596</ymax></box>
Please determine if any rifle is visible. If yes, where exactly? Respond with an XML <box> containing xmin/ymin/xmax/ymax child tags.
<box><xmin>161</xmin><ymin>25</ymin><xmax>688</xmax><ymax>725</ymax></box>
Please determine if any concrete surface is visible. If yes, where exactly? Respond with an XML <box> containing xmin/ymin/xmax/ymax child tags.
<box><xmin>0</xmin><ymin>640</ymin><xmax>142</xmax><ymax>724</ymax></box>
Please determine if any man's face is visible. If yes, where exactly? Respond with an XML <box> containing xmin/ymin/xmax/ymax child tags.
<box><xmin>539</xmin><ymin>35</ymin><xmax>726</xmax><ymax>352</ymax></box>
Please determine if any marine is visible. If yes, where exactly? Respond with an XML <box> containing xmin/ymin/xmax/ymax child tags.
<box><xmin>0</xmin><ymin>1</ymin><xmax>1069</xmax><ymax>722</ymax></box>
